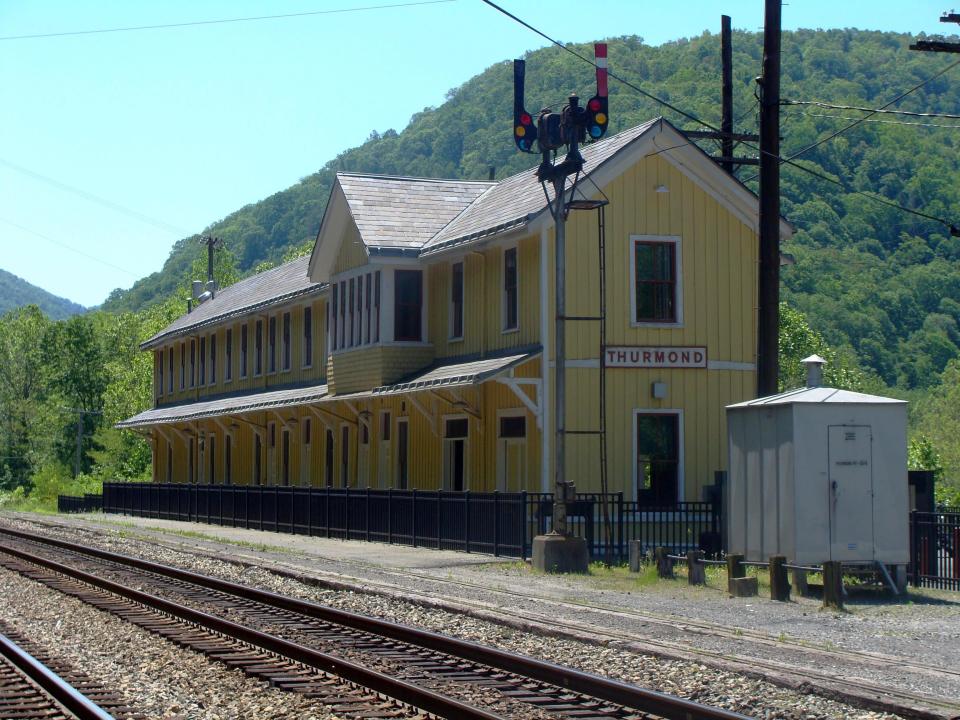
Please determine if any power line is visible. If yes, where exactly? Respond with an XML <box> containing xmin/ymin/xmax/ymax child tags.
<box><xmin>0</xmin><ymin>217</ymin><xmax>140</xmax><ymax>276</ymax></box>
<box><xmin>481</xmin><ymin>0</ymin><xmax>959</xmax><ymax>233</ymax></box>
<box><xmin>0</xmin><ymin>158</ymin><xmax>189</xmax><ymax>236</ymax></box>
<box><xmin>778</xmin><ymin>58</ymin><xmax>960</xmax><ymax>165</ymax></box>
<box><xmin>798</xmin><ymin>111</ymin><xmax>960</xmax><ymax>130</ymax></box>
<box><xmin>783</xmin><ymin>99</ymin><xmax>960</xmax><ymax>121</ymax></box>
<box><xmin>0</xmin><ymin>0</ymin><xmax>455</xmax><ymax>41</ymax></box>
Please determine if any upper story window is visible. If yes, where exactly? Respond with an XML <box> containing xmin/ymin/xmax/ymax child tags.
<box><xmin>331</xmin><ymin>285</ymin><xmax>339</xmax><ymax>352</ymax></box>
<box><xmin>503</xmin><ymin>247</ymin><xmax>518</xmax><ymax>332</ymax></box>
<box><xmin>158</xmin><ymin>351</ymin><xmax>164</xmax><ymax>396</ymax></box>
<box><xmin>180</xmin><ymin>343</ymin><xmax>185</xmax><ymax>390</ymax></box>
<box><xmin>394</xmin><ymin>269</ymin><xmax>422</xmax><ymax>342</ymax></box>
<box><xmin>190</xmin><ymin>339</ymin><xmax>196</xmax><ymax>388</ymax></box>
<box><xmin>364</xmin><ymin>273</ymin><xmax>372</xmax><ymax>344</ymax></box>
<box><xmin>282</xmin><ymin>312</ymin><xmax>291</xmax><ymax>371</ymax></box>
<box><xmin>450</xmin><ymin>261</ymin><xmax>464</xmax><ymax>340</ymax></box>
<box><xmin>268</xmin><ymin>316</ymin><xmax>277</xmax><ymax>373</ymax></box>
<box><xmin>632</xmin><ymin>236</ymin><xmax>680</xmax><ymax>325</ymax></box>
<box><xmin>168</xmin><ymin>347</ymin><xmax>174</xmax><ymax>394</ymax></box>
<box><xmin>240</xmin><ymin>324</ymin><xmax>248</xmax><ymax>378</ymax></box>
<box><xmin>339</xmin><ymin>280</ymin><xmax>347</xmax><ymax>349</ymax></box>
<box><xmin>303</xmin><ymin>306</ymin><xmax>313</xmax><ymax>368</ymax></box>
<box><xmin>209</xmin><ymin>333</ymin><xmax>217</xmax><ymax>384</ymax></box>
<box><xmin>255</xmin><ymin>320</ymin><xmax>263</xmax><ymax>376</ymax></box>
<box><xmin>225</xmin><ymin>329</ymin><xmax>233</xmax><ymax>381</ymax></box>
<box><xmin>348</xmin><ymin>278</ymin><xmax>355</xmax><ymax>347</ymax></box>
<box><xmin>373</xmin><ymin>271</ymin><xmax>381</xmax><ymax>342</ymax></box>
<box><xmin>199</xmin><ymin>336</ymin><xmax>206</xmax><ymax>385</ymax></box>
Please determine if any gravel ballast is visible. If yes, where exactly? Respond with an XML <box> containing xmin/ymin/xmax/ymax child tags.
<box><xmin>4</xmin><ymin>512</ymin><xmax>956</xmax><ymax>719</ymax></box>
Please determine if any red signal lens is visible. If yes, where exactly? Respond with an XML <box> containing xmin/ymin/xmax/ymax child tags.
<box><xmin>588</xmin><ymin>99</ymin><xmax>601</xmax><ymax>111</ymax></box>
<box><xmin>520</xmin><ymin>113</ymin><xmax>532</xmax><ymax>125</ymax></box>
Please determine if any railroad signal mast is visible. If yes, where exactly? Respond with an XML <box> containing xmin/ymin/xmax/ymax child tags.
<box><xmin>514</xmin><ymin>44</ymin><xmax>610</xmax><ymax>571</ymax></box>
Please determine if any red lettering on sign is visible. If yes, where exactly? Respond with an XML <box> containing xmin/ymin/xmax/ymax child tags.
<box><xmin>629</xmin><ymin>350</ymin><xmax>640</xmax><ymax>363</ymax></box>
<box><xmin>643</xmin><ymin>351</ymin><xmax>652</xmax><ymax>363</ymax></box>
<box><xmin>681</xmin><ymin>351</ymin><xmax>690</xmax><ymax>363</ymax></box>
<box><xmin>654</xmin><ymin>351</ymin><xmax>665</xmax><ymax>363</ymax></box>
<box><xmin>668</xmin><ymin>351</ymin><xmax>678</xmax><ymax>363</ymax></box>
<box><xmin>617</xmin><ymin>350</ymin><xmax>626</xmax><ymax>363</ymax></box>
<box><xmin>694</xmin><ymin>351</ymin><xmax>704</xmax><ymax>364</ymax></box>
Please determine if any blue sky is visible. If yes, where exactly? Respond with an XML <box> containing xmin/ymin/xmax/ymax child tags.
<box><xmin>0</xmin><ymin>0</ymin><xmax>955</xmax><ymax>307</ymax></box>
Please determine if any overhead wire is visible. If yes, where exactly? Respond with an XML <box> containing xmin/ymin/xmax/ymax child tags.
<box><xmin>782</xmin><ymin>99</ymin><xmax>960</xmax><ymax>121</ymax></box>
<box><xmin>0</xmin><ymin>217</ymin><xmax>140</xmax><ymax>276</ymax></box>
<box><xmin>0</xmin><ymin>0</ymin><xmax>455</xmax><ymax>41</ymax></box>
<box><xmin>478</xmin><ymin>1</ymin><xmax>960</xmax><ymax>232</ymax></box>
<box><xmin>796</xmin><ymin>111</ymin><xmax>960</xmax><ymax>130</ymax></box>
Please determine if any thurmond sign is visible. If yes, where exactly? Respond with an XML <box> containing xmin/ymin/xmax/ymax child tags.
<box><xmin>604</xmin><ymin>346</ymin><xmax>707</xmax><ymax>369</ymax></box>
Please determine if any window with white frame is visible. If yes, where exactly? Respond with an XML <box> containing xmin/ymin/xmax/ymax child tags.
<box><xmin>209</xmin><ymin>332</ymin><xmax>217</xmax><ymax>384</ymax></box>
<box><xmin>450</xmin><ymin>261</ymin><xmax>464</xmax><ymax>340</ymax></box>
<box><xmin>225</xmin><ymin>328</ymin><xmax>233</xmax><ymax>382</ymax></box>
<box><xmin>443</xmin><ymin>417</ymin><xmax>468</xmax><ymax>491</ymax></box>
<box><xmin>503</xmin><ymin>247</ymin><xmax>518</xmax><ymax>331</ymax></box>
<box><xmin>168</xmin><ymin>347</ymin><xmax>174</xmax><ymax>394</ymax></box>
<box><xmin>282</xmin><ymin>312</ymin><xmax>291</xmax><ymax>371</ymax></box>
<box><xmin>394</xmin><ymin>270</ymin><xmax>423</xmax><ymax>342</ymax></box>
<box><xmin>303</xmin><ymin>306</ymin><xmax>313</xmax><ymax>368</ymax></box>
<box><xmin>631</xmin><ymin>235</ymin><xmax>681</xmax><ymax>324</ymax></box>
<box><xmin>634</xmin><ymin>411</ymin><xmax>681</xmax><ymax>506</ymax></box>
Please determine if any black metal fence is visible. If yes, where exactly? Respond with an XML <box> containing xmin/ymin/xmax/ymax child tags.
<box><xmin>57</xmin><ymin>494</ymin><xmax>103</xmax><ymax>514</ymax></box>
<box><xmin>100</xmin><ymin>483</ymin><xmax>721</xmax><ymax>561</ymax></box>
<box><xmin>910</xmin><ymin>509</ymin><xmax>960</xmax><ymax>590</ymax></box>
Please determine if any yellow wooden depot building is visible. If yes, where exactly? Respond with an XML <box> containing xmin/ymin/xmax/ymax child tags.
<box><xmin>120</xmin><ymin>118</ymin><xmax>792</xmax><ymax>504</ymax></box>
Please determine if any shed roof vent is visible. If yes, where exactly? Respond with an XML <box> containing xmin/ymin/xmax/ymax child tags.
<box><xmin>801</xmin><ymin>354</ymin><xmax>826</xmax><ymax>388</ymax></box>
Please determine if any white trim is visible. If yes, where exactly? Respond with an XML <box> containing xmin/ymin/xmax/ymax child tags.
<box><xmin>539</xmin><ymin>225</ymin><xmax>550</xmax><ymax>494</ymax></box>
<box><xmin>496</xmin><ymin>377</ymin><xmax>542</xmax><ymax>429</ymax></box>
<box><xmin>631</xmin><ymin>408</ymin><xmax>685</xmax><ymax>503</ymax></box>
<box><xmin>408</xmin><ymin>393</ymin><xmax>437</xmax><ymax>436</ymax></box>
<box><xmin>629</xmin><ymin>234</ymin><xmax>683</xmax><ymax>328</ymax></box>
<box><xmin>707</xmin><ymin>360</ymin><xmax>756</xmax><ymax>371</ymax></box>
<box><xmin>501</xmin><ymin>244</ymin><xmax>520</xmax><ymax>333</ymax></box>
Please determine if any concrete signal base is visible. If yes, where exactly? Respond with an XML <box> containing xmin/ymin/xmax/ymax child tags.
<box><xmin>532</xmin><ymin>533</ymin><xmax>590</xmax><ymax>573</ymax></box>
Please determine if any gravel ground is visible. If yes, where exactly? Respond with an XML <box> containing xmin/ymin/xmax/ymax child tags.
<box><xmin>0</xmin><ymin>564</ymin><xmax>364</xmax><ymax>720</ymax></box>
<box><xmin>0</xmin><ymin>514</ymin><xmax>926</xmax><ymax>720</ymax></box>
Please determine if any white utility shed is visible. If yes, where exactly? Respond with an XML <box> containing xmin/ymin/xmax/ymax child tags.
<box><xmin>726</xmin><ymin>361</ymin><xmax>908</xmax><ymax>568</ymax></box>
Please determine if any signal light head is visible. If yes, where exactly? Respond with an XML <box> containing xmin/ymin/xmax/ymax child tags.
<box><xmin>588</xmin><ymin>98</ymin><xmax>601</xmax><ymax>111</ymax></box>
<box><xmin>590</xmin><ymin>125</ymin><xmax>603</xmax><ymax>138</ymax></box>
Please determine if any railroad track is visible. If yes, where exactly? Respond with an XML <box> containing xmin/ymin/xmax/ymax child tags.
<box><xmin>0</xmin><ymin>526</ymin><xmax>747</xmax><ymax>720</ymax></box>
<box><xmin>0</xmin><ymin>622</ymin><xmax>136</xmax><ymax>720</ymax></box>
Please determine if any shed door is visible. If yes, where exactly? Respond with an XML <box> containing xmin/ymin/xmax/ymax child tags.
<box><xmin>828</xmin><ymin>425</ymin><xmax>874</xmax><ymax>562</ymax></box>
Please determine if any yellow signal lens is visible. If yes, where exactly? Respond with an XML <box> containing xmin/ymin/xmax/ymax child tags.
<box><xmin>516</xmin><ymin>126</ymin><xmax>526</xmax><ymax>137</ymax></box>
<box><xmin>595</xmin><ymin>112</ymin><xmax>607</xmax><ymax>125</ymax></box>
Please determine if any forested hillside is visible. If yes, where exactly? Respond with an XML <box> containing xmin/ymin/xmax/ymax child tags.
<box><xmin>0</xmin><ymin>269</ymin><xmax>85</xmax><ymax>319</ymax></box>
<box><xmin>101</xmin><ymin>28</ymin><xmax>960</xmax><ymax>393</ymax></box>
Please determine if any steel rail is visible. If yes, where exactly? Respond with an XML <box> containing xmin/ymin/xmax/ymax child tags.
<box><xmin>0</xmin><ymin>631</ymin><xmax>114</xmax><ymax>720</ymax></box>
<box><xmin>0</xmin><ymin>539</ymin><xmax>504</xmax><ymax>720</ymax></box>
<box><xmin>0</xmin><ymin>525</ymin><xmax>749</xmax><ymax>720</ymax></box>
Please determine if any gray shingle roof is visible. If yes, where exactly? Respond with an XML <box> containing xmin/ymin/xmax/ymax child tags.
<box><xmin>370</xmin><ymin>350</ymin><xmax>540</xmax><ymax>395</ymax></box>
<box><xmin>727</xmin><ymin>387</ymin><xmax>906</xmax><ymax>407</ymax></box>
<box><xmin>116</xmin><ymin>381</ymin><xmax>329</xmax><ymax>428</ymax></box>
<box><xmin>142</xmin><ymin>256</ymin><xmax>325</xmax><ymax>350</ymax></box>
<box><xmin>421</xmin><ymin>119</ymin><xmax>660</xmax><ymax>255</ymax></box>
<box><xmin>337</xmin><ymin>174</ymin><xmax>494</xmax><ymax>252</ymax></box>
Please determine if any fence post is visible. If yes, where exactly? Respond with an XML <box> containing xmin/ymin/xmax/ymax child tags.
<box><xmin>345</xmin><ymin>485</ymin><xmax>350</xmax><ymax>540</ymax></box>
<box><xmin>617</xmin><ymin>492</ymin><xmax>624</xmax><ymax>563</ymax></box>
<box><xmin>769</xmin><ymin>555</ymin><xmax>789</xmax><ymax>601</ymax></box>
<box><xmin>436</xmin><ymin>490</ymin><xmax>442</xmax><ymax>550</ymax></box>
<box><xmin>822</xmin><ymin>561</ymin><xmax>844</xmax><ymax>610</ymax></box>
<box><xmin>494</xmin><ymin>491</ymin><xmax>500</xmax><ymax>557</ymax></box>
<box><xmin>388</xmin><ymin>488</ymin><xmax>393</xmax><ymax>545</ymax></box>
<box><xmin>687</xmin><ymin>550</ymin><xmax>705</xmax><ymax>585</ymax></box>
<box><xmin>726</xmin><ymin>553</ymin><xmax>745</xmax><ymax>594</ymax></box>
<box><xmin>324</xmin><ymin>486</ymin><xmax>330</xmax><ymax>539</ymax></box>
<box><xmin>520</xmin><ymin>491</ymin><xmax>527</xmax><ymax>560</ymax></box>
<box><xmin>654</xmin><ymin>546</ymin><xmax>673</xmax><ymax>578</ymax></box>
<box><xmin>365</xmin><ymin>487</ymin><xmax>370</xmax><ymax>543</ymax></box>
<box><xmin>412</xmin><ymin>489</ymin><xmax>418</xmax><ymax>548</ymax></box>
<box><xmin>307</xmin><ymin>486</ymin><xmax>313</xmax><ymax>537</ymax></box>
<box><xmin>465</xmin><ymin>492</ymin><xmax>471</xmax><ymax>554</ymax></box>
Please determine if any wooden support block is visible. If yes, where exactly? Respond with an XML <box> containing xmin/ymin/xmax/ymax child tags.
<box><xmin>822</xmin><ymin>561</ymin><xmax>844</xmax><ymax>610</ymax></box>
<box><xmin>792</xmin><ymin>568</ymin><xmax>809</xmax><ymax>597</ymax></box>
<box><xmin>729</xmin><ymin>576</ymin><xmax>758</xmax><ymax>597</ymax></box>
<box><xmin>654</xmin><ymin>546</ymin><xmax>674</xmax><ymax>578</ymax></box>
<box><xmin>769</xmin><ymin>555</ymin><xmax>790</xmax><ymax>601</ymax></box>
<box><xmin>628</xmin><ymin>540</ymin><xmax>643</xmax><ymax>573</ymax></box>
<box><xmin>687</xmin><ymin>550</ymin><xmax>706</xmax><ymax>585</ymax></box>
<box><xmin>726</xmin><ymin>553</ymin><xmax>744</xmax><ymax>594</ymax></box>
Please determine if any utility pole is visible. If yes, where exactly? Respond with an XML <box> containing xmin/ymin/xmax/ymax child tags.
<box><xmin>910</xmin><ymin>12</ymin><xmax>960</xmax><ymax>53</ymax></box>
<box><xmin>200</xmin><ymin>235</ymin><xmax>222</xmax><ymax>286</ymax></box>
<box><xmin>63</xmin><ymin>407</ymin><xmax>103</xmax><ymax>477</ymax></box>
<box><xmin>756</xmin><ymin>0</ymin><xmax>782</xmax><ymax>397</ymax></box>
<box><xmin>721</xmin><ymin>15</ymin><xmax>734</xmax><ymax>175</ymax></box>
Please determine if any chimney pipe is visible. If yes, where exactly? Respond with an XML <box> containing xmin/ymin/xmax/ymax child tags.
<box><xmin>801</xmin><ymin>354</ymin><xmax>826</xmax><ymax>388</ymax></box>
<box><xmin>191</xmin><ymin>280</ymin><xmax>203</xmax><ymax>300</ymax></box>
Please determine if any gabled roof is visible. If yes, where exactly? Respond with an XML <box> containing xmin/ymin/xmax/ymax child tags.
<box><xmin>337</xmin><ymin>174</ymin><xmax>494</xmax><ymax>252</ymax></box>
<box><xmin>311</xmin><ymin>117</ymin><xmax>793</xmax><ymax>278</ymax></box>
<box><xmin>142</xmin><ymin>256</ymin><xmax>324</xmax><ymax>350</ymax></box>
<box><xmin>422</xmin><ymin>118</ymin><xmax>660</xmax><ymax>254</ymax></box>
<box><xmin>727</xmin><ymin>386</ymin><xmax>906</xmax><ymax>408</ymax></box>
